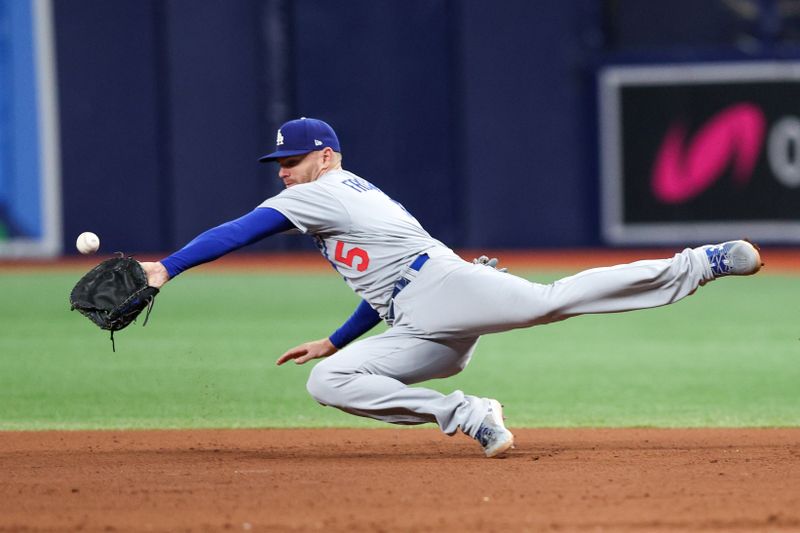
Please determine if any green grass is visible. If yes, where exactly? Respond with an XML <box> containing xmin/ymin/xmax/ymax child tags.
<box><xmin>0</xmin><ymin>268</ymin><xmax>797</xmax><ymax>430</ymax></box>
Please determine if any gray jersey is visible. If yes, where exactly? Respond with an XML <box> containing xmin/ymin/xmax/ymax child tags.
<box><xmin>261</xmin><ymin>169</ymin><xmax>453</xmax><ymax>316</ymax></box>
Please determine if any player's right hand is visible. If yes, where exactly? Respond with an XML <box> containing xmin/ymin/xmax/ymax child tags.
<box><xmin>276</xmin><ymin>337</ymin><xmax>338</xmax><ymax>366</ymax></box>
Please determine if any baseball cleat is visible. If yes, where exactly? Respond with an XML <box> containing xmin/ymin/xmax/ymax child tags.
<box><xmin>474</xmin><ymin>399</ymin><xmax>514</xmax><ymax>458</ymax></box>
<box><xmin>701</xmin><ymin>240</ymin><xmax>762</xmax><ymax>277</ymax></box>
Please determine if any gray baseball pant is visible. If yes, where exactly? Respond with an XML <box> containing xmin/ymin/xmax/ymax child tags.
<box><xmin>306</xmin><ymin>248</ymin><xmax>714</xmax><ymax>437</ymax></box>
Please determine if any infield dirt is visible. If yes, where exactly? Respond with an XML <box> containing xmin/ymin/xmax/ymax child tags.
<box><xmin>1</xmin><ymin>428</ymin><xmax>798</xmax><ymax>531</ymax></box>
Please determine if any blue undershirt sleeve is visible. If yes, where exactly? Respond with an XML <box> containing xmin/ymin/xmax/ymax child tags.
<box><xmin>329</xmin><ymin>299</ymin><xmax>381</xmax><ymax>349</ymax></box>
<box><xmin>160</xmin><ymin>207</ymin><xmax>295</xmax><ymax>278</ymax></box>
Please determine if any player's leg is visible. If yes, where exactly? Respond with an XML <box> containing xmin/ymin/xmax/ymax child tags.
<box><xmin>305</xmin><ymin>329</ymin><xmax>490</xmax><ymax>436</ymax></box>
<box><xmin>396</xmin><ymin>241</ymin><xmax>760</xmax><ymax>336</ymax></box>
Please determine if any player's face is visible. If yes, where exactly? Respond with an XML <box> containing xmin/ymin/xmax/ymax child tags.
<box><xmin>277</xmin><ymin>151</ymin><xmax>325</xmax><ymax>188</ymax></box>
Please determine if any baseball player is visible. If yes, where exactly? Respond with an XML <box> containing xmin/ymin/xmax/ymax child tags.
<box><xmin>140</xmin><ymin>117</ymin><xmax>762</xmax><ymax>458</ymax></box>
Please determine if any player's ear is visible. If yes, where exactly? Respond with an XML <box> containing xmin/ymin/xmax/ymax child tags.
<box><xmin>321</xmin><ymin>147</ymin><xmax>335</xmax><ymax>167</ymax></box>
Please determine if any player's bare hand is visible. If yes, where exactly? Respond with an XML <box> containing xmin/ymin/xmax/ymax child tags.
<box><xmin>139</xmin><ymin>261</ymin><xmax>170</xmax><ymax>289</ymax></box>
<box><xmin>276</xmin><ymin>337</ymin><xmax>338</xmax><ymax>366</ymax></box>
<box><xmin>472</xmin><ymin>255</ymin><xmax>508</xmax><ymax>273</ymax></box>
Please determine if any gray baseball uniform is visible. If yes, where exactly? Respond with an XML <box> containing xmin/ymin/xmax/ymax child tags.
<box><xmin>261</xmin><ymin>168</ymin><xmax>714</xmax><ymax>438</ymax></box>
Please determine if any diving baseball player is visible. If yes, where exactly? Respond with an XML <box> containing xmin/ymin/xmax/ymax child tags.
<box><xmin>140</xmin><ymin>117</ymin><xmax>762</xmax><ymax>458</ymax></box>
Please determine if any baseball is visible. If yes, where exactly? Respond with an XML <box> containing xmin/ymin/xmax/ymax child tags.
<box><xmin>76</xmin><ymin>231</ymin><xmax>100</xmax><ymax>255</ymax></box>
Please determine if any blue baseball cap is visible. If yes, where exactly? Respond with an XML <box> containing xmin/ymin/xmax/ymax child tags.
<box><xmin>258</xmin><ymin>117</ymin><xmax>341</xmax><ymax>162</ymax></box>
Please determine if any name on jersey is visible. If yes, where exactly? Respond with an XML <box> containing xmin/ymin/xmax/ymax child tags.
<box><xmin>341</xmin><ymin>177</ymin><xmax>380</xmax><ymax>193</ymax></box>
<box><xmin>341</xmin><ymin>176</ymin><xmax>415</xmax><ymax>219</ymax></box>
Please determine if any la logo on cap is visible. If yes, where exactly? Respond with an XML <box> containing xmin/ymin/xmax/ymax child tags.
<box><xmin>276</xmin><ymin>129</ymin><xmax>285</xmax><ymax>146</ymax></box>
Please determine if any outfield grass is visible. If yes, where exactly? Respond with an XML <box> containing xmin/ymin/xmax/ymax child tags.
<box><xmin>0</xmin><ymin>267</ymin><xmax>797</xmax><ymax>430</ymax></box>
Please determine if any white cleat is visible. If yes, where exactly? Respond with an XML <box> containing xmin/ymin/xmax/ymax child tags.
<box><xmin>701</xmin><ymin>240</ymin><xmax>763</xmax><ymax>277</ymax></box>
<box><xmin>474</xmin><ymin>399</ymin><xmax>514</xmax><ymax>458</ymax></box>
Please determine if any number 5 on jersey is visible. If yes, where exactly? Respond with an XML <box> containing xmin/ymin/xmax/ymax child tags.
<box><xmin>334</xmin><ymin>241</ymin><xmax>370</xmax><ymax>272</ymax></box>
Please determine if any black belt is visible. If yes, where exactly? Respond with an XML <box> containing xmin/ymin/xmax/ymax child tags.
<box><xmin>386</xmin><ymin>253</ymin><xmax>429</xmax><ymax>324</ymax></box>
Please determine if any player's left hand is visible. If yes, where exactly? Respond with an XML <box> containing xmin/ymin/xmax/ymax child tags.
<box><xmin>139</xmin><ymin>261</ymin><xmax>170</xmax><ymax>288</ymax></box>
<box><xmin>276</xmin><ymin>337</ymin><xmax>338</xmax><ymax>366</ymax></box>
<box><xmin>472</xmin><ymin>255</ymin><xmax>508</xmax><ymax>273</ymax></box>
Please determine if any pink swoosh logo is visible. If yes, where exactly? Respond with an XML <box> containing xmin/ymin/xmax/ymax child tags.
<box><xmin>652</xmin><ymin>103</ymin><xmax>765</xmax><ymax>204</ymax></box>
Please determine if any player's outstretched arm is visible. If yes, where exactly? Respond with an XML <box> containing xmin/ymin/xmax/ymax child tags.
<box><xmin>276</xmin><ymin>338</ymin><xmax>338</xmax><ymax>365</ymax></box>
<box><xmin>144</xmin><ymin>208</ymin><xmax>296</xmax><ymax>283</ymax></box>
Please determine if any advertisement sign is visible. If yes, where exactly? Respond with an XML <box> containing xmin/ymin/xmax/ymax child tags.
<box><xmin>0</xmin><ymin>0</ymin><xmax>60</xmax><ymax>257</ymax></box>
<box><xmin>599</xmin><ymin>62</ymin><xmax>800</xmax><ymax>244</ymax></box>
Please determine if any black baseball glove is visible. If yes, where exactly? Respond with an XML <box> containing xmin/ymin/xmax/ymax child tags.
<box><xmin>69</xmin><ymin>255</ymin><xmax>158</xmax><ymax>350</ymax></box>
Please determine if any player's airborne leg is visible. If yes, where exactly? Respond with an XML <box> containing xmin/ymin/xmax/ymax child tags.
<box><xmin>519</xmin><ymin>240</ymin><xmax>762</xmax><ymax>321</ymax></box>
<box><xmin>529</xmin><ymin>239</ymin><xmax>762</xmax><ymax>321</ymax></box>
<box><xmin>393</xmin><ymin>240</ymin><xmax>761</xmax><ymax>337</ymax></box>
